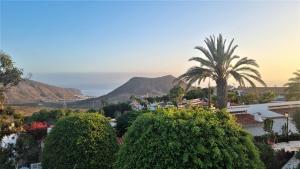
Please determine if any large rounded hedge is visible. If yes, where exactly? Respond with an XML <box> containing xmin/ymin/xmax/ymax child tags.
<box><xmin>42</xmin><ymin>113</ymin><xmax>118</xmax><ymax>169</ymax></box>
<box><xmin>116</xmin><ymin>108</ymin><xmax>264</xmax><ymax>169</ymax></box>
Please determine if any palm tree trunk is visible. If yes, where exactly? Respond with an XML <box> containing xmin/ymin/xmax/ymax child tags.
<box><xmin>216</xmin><ymin>78</ymin><xmax>228</xmax><ymax>109</ymax></box>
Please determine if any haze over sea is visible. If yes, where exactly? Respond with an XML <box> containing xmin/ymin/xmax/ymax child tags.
<box><xmin>31</xmin><ymin>72</ymin><xmax>168</xmax><ymax>97</ymax></box>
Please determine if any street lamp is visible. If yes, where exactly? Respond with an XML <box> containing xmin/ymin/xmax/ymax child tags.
<box><xmin>285</xmin><ymin>113</ymin><xmax>289</xmax><ymax>142</ymax></box>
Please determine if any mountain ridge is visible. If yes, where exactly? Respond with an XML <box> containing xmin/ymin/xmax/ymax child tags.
<box><xmin>5</xmin><ymin>80</ymin><xmax>84</xmax><ymax>104</ymax></box>
<box><xmin>73</xmin><ymin>75</ymin><xmax>185</xmax><ymax>108</ymax></box>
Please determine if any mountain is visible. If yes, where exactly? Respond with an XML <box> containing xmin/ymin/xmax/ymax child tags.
<box><xmin>74</xmin><ymin>75</ymin><xmax>186</xmax><ymax>108</ymax></box>
<box><xmin>5</xmin><ymin>80</ymin><xmax>84</xmax><ymax>104</ymax></box>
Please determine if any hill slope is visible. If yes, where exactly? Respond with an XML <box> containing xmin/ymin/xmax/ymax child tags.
<box><xmin>75</xmin><ymin>75</ymin><xmax>185</xmax><ymax>108</ymax></box>
<box><xmin>5</xmin><ymin>80</ymin><xmax>83</xmax><ymax>104</ymax></box>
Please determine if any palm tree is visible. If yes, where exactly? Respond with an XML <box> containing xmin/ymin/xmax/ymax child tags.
<box><xmin>285</xmin><ymin>70</ymin><xmax>300</xmax><ymax>101</ymax></box>
<box><xmin>178</xmin><ymin>34</ymin><xmax>266</xmax><ymax>109</ymax></box>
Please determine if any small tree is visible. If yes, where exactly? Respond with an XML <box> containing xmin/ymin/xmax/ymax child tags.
<box><xmin>285</xmin><ymin>70</ymin><xmax>300</xmax><ymax>101</ymax></box>
<box><xmin>239</xmin><ymin>93</ymin><xmax>258</xmax><ymax>105</ymax></box>
<box><xmin>184</xmin><ymin>87</ymin><xmax>204</xmax><ymax>100</ymax></box>
<box><xmin>263</xmin><ymin>118</ymin><xmax>275</xmax><ymax>144</ymax></box>
<box><xmin>292</xmin><ymin>109</ymin><xmax>300</xmax><ymax>132</ymax></box>
<box><xmin>169</xmin><ymin>85</ymin><xmax>185</xmax><ymax>107</ymax></box>
<box><xmin>258</xmin><ymin>92</ymin><xmax>276</xmax><ymax>103</ymax></box>
<box><xmin>0</xmin><ymin>107</ymin><xmax>23</xmax><ymax>140</ymax></box>
<box><xmin>263</xmin><ymin>119</ymin><xmax>273</xmax><ymax>133</ymax></box>
<box><xmin>0</xmin><ymin>51</ymin><xmax>23</xmax><ymax>111</ymax></box>
<box><xmin>42</xmin><ymin>113</ymin><xmax>118</xmax><ymax>169</ymax></box>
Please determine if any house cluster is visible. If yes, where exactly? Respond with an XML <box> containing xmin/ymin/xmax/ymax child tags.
<box><xmin>130</xmin><ymin>98</ymin><xmax>208</xmax><ymax>111</ymax></box>
<box><xmin>228</xmin><ymin>101</ymin><xmax>300</xmax><ymax>136</ymax></box>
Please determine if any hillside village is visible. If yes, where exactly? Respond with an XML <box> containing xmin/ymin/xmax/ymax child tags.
<box><xmin>1</xmin><ymin>1</ymin><xmax>300</xmax><ymax>169</ymax></box>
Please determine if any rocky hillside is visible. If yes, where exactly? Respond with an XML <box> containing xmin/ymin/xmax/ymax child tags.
<box><xmin>74</xmin><ymin>75</ymin><xmax>186</xmax><ymax>108</ymax></box>
<box><xmin>5</xmin><ymin>80</ymin><xmax>83</xmax><ymax>104</ymax></box>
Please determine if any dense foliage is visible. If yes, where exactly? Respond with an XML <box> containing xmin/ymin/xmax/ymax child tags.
<box><xmin>184</xmin><ymin>87</ymin><xmax>204</xmax><ymax>100</ymax></box>
<box><xmin>292</xmin><ymin>109</ymin><xmax>300</xmax><ymax>132</ymax></box>
<box><xmin>239</xmin><ymin>93</ymin><xmax>258</xmax><ymax>104</ymax></box>
<box><xmin>0</xmin><ymin>51</ymin><xmax>23</xmax><ymax>111</ymax></box>
<box><xmin>285</xmin><ymin>70</ymin><xmax>300</xmax><ymax>101</ymax></box>
<box><xmin>169</xmin><ymin>85</ymin><xmax>185</xmax><ymax>107</ymax></box>
<box><xmin>15</xmin><ymin>134</ymin><xmax>40</xmax><ymax>166</ymax></box>
<box><xmin>116</xmin><ymin>110</ymin><xmax>146</xmax><ymax>137</ymax></box>
<box><xmin>255</xmin><ymin>142</ymin><xmax>293</xmax><ymax>169</ymax></box>
<box><xmin>116</xmin><ymin>108</ymin><xmax>264</xmax><ymax>169</ymax></box>
<box><xmin>258</xmin><ymin>92</ymin><xmax>276</xmax><ymax>103</ymax></box>
<box><xmin>0</xmin><ymin>107</ymin><xmax>23</xmax><ymax>139</ymax></box>
<box><xmin>0</xmin><ymin>145</ymin><xmax>15</xmax><ymax>169</ymax></box>
<box><xmin>26</xmin><ymin>109</ymin><xmax>72</xmax><ymax>124</ymax></box>
<box><xmin>144</xmin><ymin>95</ymin><xmax>169</xmax><ymax>103</ymax></box>
<box><xmin>42</xmin><ymin>113</ymin><xmax>118</xmax><ymax>169</ymax></box>
<box><xmin>103</xmin><ymin>103</ymin><xmax>132</xmax><ymax>118</ymax></box>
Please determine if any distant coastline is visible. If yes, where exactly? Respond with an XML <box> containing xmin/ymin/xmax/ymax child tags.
<box><xmin>31</xmin><ymin>72</ymin><xmax>170</xmax><ymax>97</ymax></box>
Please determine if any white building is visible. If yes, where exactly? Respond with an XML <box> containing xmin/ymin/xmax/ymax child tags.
<box><xmin>228</xmin><ymin>101</ymin><xmax>300</xmax><ymax>136</ymax></box>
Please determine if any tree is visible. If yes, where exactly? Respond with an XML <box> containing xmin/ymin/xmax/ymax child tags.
<box><xmin>116</xmin><ymin>108</ymin><xmax>265</xmax><ymax>169</ymax></box>
<box><xmin>285</xmin><ymin>70</ymin><xmax>300</xmax><ymax>101</ymax></box>
<box><xmin>255</xmin><ymin>142</ymin><xmax>292</xmax><ymax>169</ymax></box>
<box><xmin>169</xmin><ymin>85</ymin><xmax>185</xmax><ymax>107</ymax></box>
<box><xmin>292</xmin><ymin>109</ymin><xmax>300</xmax><ymax>132</ymax></box>
<box><xmin>184</xmin><ymin>87</ymin><xmax>204</xmax><ymax>100</ymax></box>
<box><xmin>15</xmin><ymin>134</ymin><xmax>40</xmax><ymax>166</ymax></box>
<box><xmin>0</xmin><ymin>51</ymin><xmax>23</xmax><ymax>111</ymax></box>
<box><xmin>0</xmin><ymin>107</ymin><xmax>23</xmax><ymax>140</ymax></box>
<box><xmin>263</xmin><ymin>119</ymin><xmax>274</xmax><ymax>134</ymax></box>
<box><xmin>42</xmin><ymin>113</ymin><xmax>118</xmax><ymax>169</ymax></box>
<box><xmin>239</xmin><ymin>93</ymin><xmax>258</xmax><ymax>105</ymax></box>
<box><xmin>103</xmin><ymin>103</ymin><xmax>132</xmax><ymax>118</ymax></box>
<box><xmin>116</xmin><ymin>111</ymin><xmax>147</xmax><ymax>137</ymax></box>
<box><xmin>178</xmin><ymin>34</ymin><xmax>266</xmax><ymax>108</ymax></box>
<box><xmin>228</xmin><ymin>91</ymin><xmax>238</xmax><ymax>104</ymax></box>
<box><xmin>0</xmin><ymin>144</ymin><xmax>15</xmax><ymax>169</ymax></box>
<box><xmin>263</xmin><ymin>118</ymin><xmax>275</xmax><ymax>144</ymax></box>
<box><xmin>258</xmin><ymin>92</ymin><xmax>276</xmax><ymax>103</ymax></box>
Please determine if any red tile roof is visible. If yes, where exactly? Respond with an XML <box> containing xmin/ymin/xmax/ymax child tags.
<box><xmin>234</xmin><ymin>113</ymin><xmax>258</xmax><ymax>125</ymax></box>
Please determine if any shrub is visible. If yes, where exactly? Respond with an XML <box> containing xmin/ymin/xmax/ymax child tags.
<box><xmin>255</xmin><ymin>142</ymin><xmax>293</xmax><ymax>169</ymax></box>
<box><xmin>15</xmin><ymin>134</ymin><xmax>40</xmax><ymax>165</ymax></box>
<box><xmin>116</xmin><ymin>108</ymin><xmax>264</xmax><ymax>169</ymax></box>
<box><xmin>103</xmin><ymin>103</ymin><xmax>132</xmax><ymax>118</ymax></box>
<box><xmin>116</xmin><ymin>111</ymin><xmax>146</xmax><ymax>137</ymax></box>
<box><xmin>0</xmin><ymin>145</ymin><xmax>15</xmax><ymax>169</ymax></box>
<box><xmin>26</xmin><ymin>109</ymin><xmax>74</xmax><ymax>125</ymax></box>
<box><xmin>42</xmin><ymin>113</ymin><xmax>118</xmax><ymax>169</ymax></box>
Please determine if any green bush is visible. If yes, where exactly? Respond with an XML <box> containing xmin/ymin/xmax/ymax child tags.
<box><xmin>42</xmin><ymin>113</ymin><xmax>118</xmax><ymax>169</ymax></box>
<box><xmin>116</xmin><ymin>111</ymin><xmax>146</xmax><ymax>137</ymax></box>
<box><xmin>103</xmin><ymin>103</ymin><xmax>132</xmax><ymax>118</ymax></box>
<box><xmin>116</xmin><ymin>108</ymin><xmax>264</xmax><ymax>169</ymax></box>
<box><xmin>254</xmin><ymin>142</ymin><xmax>293</xmax><ymax>169</ymax></box>
<box><xmin>15</xmin><ymin>134</ymin><xmax>40</xmax><ymax>165</ymax></box>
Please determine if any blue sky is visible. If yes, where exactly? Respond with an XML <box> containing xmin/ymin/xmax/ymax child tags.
<box><xmin>1</xmin><ymin>1</ymin><xmax>300</xmax><ymax>87</ymax></box>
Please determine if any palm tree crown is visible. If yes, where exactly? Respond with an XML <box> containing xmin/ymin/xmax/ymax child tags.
<box><xmin>179</xmin><ymin>34</ymin><xmax>266</xmax><ymax>108</ymax></box>
<box><xmin>285</xmin><ymin>70</ymin><xmax>300</xmax><ymax>101</ymax></box>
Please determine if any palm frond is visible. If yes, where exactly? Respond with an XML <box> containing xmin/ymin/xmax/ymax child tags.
<box><xmin>233</xmin><ymin>66</ymin><xmax>261</xmax><ymax>78</ymax></box>
<box><xmin>194</xmin><ymin>46</ymin><xmax>215</xmax><ymax>64</ymax></box>
<box><xmin>240</xmin><ymin>72</ymin><xmax>266</xmax><ymax>87</ymax></box>
<box><xmin>189</xmin><ymin>57</ymin><xmax>215</xmax><ymax>69</ymax></box>
<box><xmin>232</xmin><ymin>57</ymin><xmax>259</xmax><ymax>69</ymax></box>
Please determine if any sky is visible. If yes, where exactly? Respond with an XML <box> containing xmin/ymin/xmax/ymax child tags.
<box><xmin>1</xmin><ymin>0</ymin><xmax>300</xmax><ymax>93</ymax></box>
